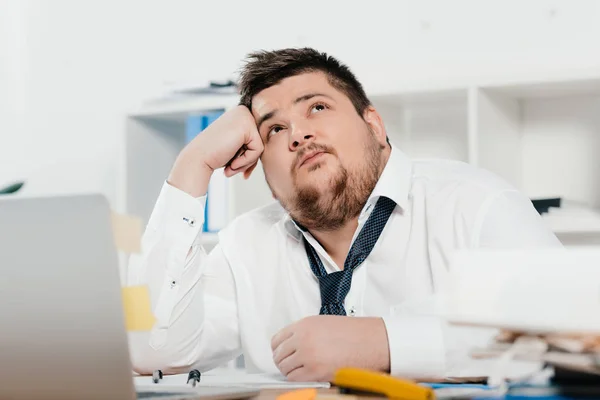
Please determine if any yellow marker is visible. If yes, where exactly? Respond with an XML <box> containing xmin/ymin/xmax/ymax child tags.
<box><xmin>333</xmin><ymin>368</ymin><xmax>435</xmax><ymax>400</ymax></box>
<box><xmin>121</xmin><ymin>285</ymin><xmax>156</xmax><ymax>331</ymax></box>
<box><xmin>111</xmin><ymin>212</ymin><xmax>142</xmax><ymax>253</ymax></box>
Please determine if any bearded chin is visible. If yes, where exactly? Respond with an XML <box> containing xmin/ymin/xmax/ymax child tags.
<box><xmin>271</xmin><ymin>129</ymin><xmax>385</xmax><ymax>231</ymax></box>
<box><xmin>290</xmin><ymin>167</ymin><xmax>350</xmax><ymax>231</ymax></box>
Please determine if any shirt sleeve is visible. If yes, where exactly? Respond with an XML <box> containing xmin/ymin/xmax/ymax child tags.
<box><xmin>473</xmin><ymin>189</ymin><xmax>562</xmax><ymax>248</ymax></box>
<box><xmin>127</xmin><ymin>182</ymin><xmax>241</xmax><ymax>374</ymax></box>
<box><xmin>382</xmin><ymin>314</ymin><xmax>446</xmax><ymax>378</ymax></box>
<box><xmin>382</xmin><ymin>305</ymin><xmax>507</xmax><ymax>379</ymax></box>
<box><xmin>383</xmin><ymin>190</ymin><xmax>562</xmax><ymax>379</ymax></box>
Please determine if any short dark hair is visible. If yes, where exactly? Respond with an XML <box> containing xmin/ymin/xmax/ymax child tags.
<box><xmin>238</xmin><ymin>47</ymin><xmax>371</xmax><ymax>116</ymax></box>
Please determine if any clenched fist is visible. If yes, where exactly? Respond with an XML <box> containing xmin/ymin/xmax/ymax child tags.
<box><xmin>168</xmin><ymin>105</ymin><xmax>264</xmax><ymax>197</ymax></box>
<box><xmin>271</xmin><ymin>315</ymin><xmax>390</xmax><ymax>382</ymax></box>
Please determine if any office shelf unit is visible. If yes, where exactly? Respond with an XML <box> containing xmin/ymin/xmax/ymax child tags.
<box><xmin>121</xmin><ymin>69</ymin><xmax>600</xmax><ymax>247</ymax></box>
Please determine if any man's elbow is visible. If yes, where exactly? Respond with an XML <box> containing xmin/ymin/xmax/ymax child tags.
<box><xmin>127</xmin><ymin>332</ymin><xmax>193</xmax><ymax>375</ymax></box>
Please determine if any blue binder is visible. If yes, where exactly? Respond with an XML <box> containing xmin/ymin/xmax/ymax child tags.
<box><xmin>185</xmin><ymin>111</ymin><xmax>223</xmax><ymax>144</ymax></box>
<box><xmin>185</xmin><ymin>110</ymin><xmax>225</xmax><ymax>233</ymax></box>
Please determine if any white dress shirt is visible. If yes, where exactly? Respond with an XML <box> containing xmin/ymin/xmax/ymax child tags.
<box><xmin>127</xmin><ymin>146</ymin><xmax>561</xmax><ymax>379</ymax></box>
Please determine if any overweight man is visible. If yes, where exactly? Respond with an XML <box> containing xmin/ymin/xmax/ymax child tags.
<box><xmin>128</xmin><ymin>47</ymin><xmax>561</xmax><ymax>381</ymax></box>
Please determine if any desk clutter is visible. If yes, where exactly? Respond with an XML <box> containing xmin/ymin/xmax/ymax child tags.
<box><xmin>136</xmin><ymin>366</ymin><xmax>564</xmax><ymax>399</ymax></box>
<box><xmin>438</xmin><ymin>248</ymin><xmax>600</xmax><ymax>399</ymax></box>
<box><xmin>128</xmin><ymin>247</ymin><xmax>600</xmax><ymax>399</ymax></box>
<box><xmin>136</xmin><ymin>368</ymin><xmax>440</xmax><ymax>399</ymax></box>
<box><xmin>467</xmin><ymin>332</ymin><xmax>600</xmax><ymax>398</ymax></box>
<box><xmin>135</xmin><ymin>368</ymin><xmax>329</xmax><ymax>390</ymax></box>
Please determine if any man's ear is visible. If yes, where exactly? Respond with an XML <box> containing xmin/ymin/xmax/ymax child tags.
<box><xmin>362</xmin><ymin>106</ymin><xmax>388</xmax><ymax>147</ymax></box>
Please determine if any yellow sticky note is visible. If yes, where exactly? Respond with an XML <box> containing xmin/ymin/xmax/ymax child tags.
<box><xmin>111</xmin><ymin>212</ymin><xmax>142</xmax><ymax>253</ymax></box>
<box><xmin>276</xmin><ymin>389</ymin><xmax>317</xmax><ymax>400</ymax></box>
<box><xmin>121</xmin><ymin>285</ymin><xmax>156</xmax><ymax>331</ymax></box>
<box><xmin>316</xmin><ymin>395</ymin><xmax>357</xmax><ymax>400</ymax></box>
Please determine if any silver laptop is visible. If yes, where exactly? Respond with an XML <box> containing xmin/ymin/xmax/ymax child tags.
<box><xmin>0</xmin><ymin>194</ymin><xmax>258</xmax><ymax>400</ymax></box>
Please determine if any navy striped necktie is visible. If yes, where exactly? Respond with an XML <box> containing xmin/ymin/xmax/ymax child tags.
<box><xmin>302</xmin><ymin>196</ymin><xmax>396</xmax><ymax>315</ymax></box>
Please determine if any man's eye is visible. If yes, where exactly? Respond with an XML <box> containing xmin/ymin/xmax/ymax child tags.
<box><xmin>310</xmin><ymin>103</ymin><xmax>327</xmax><ymax>113</ymax></box>
<box><xmin>269</xmin><ymin>126</ymin><xmax>283</xmax><ymax>137</ymax></box>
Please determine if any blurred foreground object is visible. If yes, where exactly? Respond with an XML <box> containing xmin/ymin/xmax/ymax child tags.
<box><xmin>333</xmin><ymin>368</ymin><xmax>434</xmax><ymax>400</ymax></box>
<box><xmin>496</xmin><ymin>331</ymin><xmax>600</xmax><ymax>354</ymax></box>
<box><xmin>0</xmin><ymin>181</ymin><xmax>24</xmax><ymax>195</ymax></box>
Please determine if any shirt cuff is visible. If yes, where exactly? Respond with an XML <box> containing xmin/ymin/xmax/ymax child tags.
<box><xmin>145</xmin><ymin>182</ymin><xmax>206</xmax><ymax>327</ymax></box>
<box><xmin>382</xmin><ymin>314</ymin><xmax>446</xmax><ymax>379</ymax></box>
<box><xmin>149</xmin><ymin>181</ymin><xmax>207</xmax><ymax>234</ymax></box>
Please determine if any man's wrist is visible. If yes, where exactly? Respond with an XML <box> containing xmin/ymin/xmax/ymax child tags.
<box><xmin>168</xmin><ymin>151</ymin><xmax>214</xmax><ymax>198</ymax></box>
<box><xmin>356</xmin><ymin>317</ymin><xmax>391</xmax><ymax>372</ymax></box>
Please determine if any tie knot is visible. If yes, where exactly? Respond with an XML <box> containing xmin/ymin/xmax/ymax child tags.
<box><xmin>318</xmin><ymin>270</ymin><xmax>352</xmax><ymax>315</ymax></box>
<box><xmin>319</xmin><ymin>302</ymin><xmax>346</xmax><ymax>316</ymax></box>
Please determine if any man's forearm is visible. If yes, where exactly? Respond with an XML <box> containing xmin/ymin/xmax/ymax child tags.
<box><xmin>168</xmin><ymin>147</ymin><xmax>214</xmax><ymax>198</ymax></box>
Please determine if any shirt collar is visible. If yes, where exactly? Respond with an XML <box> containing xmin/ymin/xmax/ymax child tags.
<box><xmin>282</xmin><ymin>144</ymin><xmax>413</xmax><ymax>240</ymax></box>
<box><xmin>368</xmin><ymin>143</ymin><xmax>412</xmax><ymax>212</ymax></box>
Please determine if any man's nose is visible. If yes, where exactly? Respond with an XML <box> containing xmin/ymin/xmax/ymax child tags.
<box><xmin>289</xmin><ymin>122</ymin><xmax>315</xmax><ymax>150</ymax></box>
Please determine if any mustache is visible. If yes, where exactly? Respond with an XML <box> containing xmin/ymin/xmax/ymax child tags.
<box><xmin>291</xmin><ymin>143</ymin><xmax>336</xmax><ymax>172</ymax></box>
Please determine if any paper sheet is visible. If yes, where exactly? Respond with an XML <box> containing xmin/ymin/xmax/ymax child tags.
<box><xmin>134</xmin><ymin>369</ymin><xmax>330</xmax><ymax>389</ymax></box>
<box><xmin>111</xmin><ymin>212</ymin><xmax>142</xmax><ymax>253</ymax></box>
<box><xmin>121</xmin><ymin>285</ymin><xmax>156</xmax><ymax>331</ymax></box>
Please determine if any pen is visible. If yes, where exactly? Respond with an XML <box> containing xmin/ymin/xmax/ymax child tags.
<box><xmin>187</xmin><ymin>369</ymin><xmax>201</xmax><ymax>387</ymax></box>
<box><xmin>152</xmin><ymin>369</ymin><xmax>163</xmax><ymax>384</ymax></box>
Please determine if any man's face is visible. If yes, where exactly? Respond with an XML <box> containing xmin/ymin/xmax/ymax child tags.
<box><xmin>251</xmin><ymin>72</ymin><xmax>387</xmax><ymax>230</ymax></box>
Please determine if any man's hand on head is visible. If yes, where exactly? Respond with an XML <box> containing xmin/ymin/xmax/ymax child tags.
<box><xmin>168</xmin><ymin>105</ymin><xmax>264</xmax><ymax>198</ymax></box>
<box><xmin>271</xmin><ymin>315</ymin><xmax>390</xmax><ymax>382</ymax></box>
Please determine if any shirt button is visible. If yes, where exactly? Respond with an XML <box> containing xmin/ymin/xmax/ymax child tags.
<box><xmin>170</xmin><ymin>280</ymin><xmax>177</xmax><ymax>289</ymax></box>
<box><xmin>349</xmin><ymin>307</ymin><xmax>356</xmax><ymax>317</ymax></box>
<box><xmin>182</xmin><ymin>217</ymin><xmax>196</xmax><ymax>227</ymax></box>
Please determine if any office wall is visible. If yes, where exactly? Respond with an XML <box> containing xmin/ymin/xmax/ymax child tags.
<box><xmin>1</xmin><ymin>0</ymin><xmax>600</xmax><ymax>206</ymax></box>
<box><xmin>0</xmin><ymin>1</ymin><xmax>28</xmax><ymax>190</ymax></box>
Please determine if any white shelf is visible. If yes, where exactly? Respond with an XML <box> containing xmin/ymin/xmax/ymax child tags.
<box><xmin>542</xmin><ymin>204</ymin><xmax>600</xmax><ymax>235</ymax></box>
<box><xmin>480</xmin><ymin>73</ymin><xmax>600</xmax><ymax>99</ymax></box>
<box><xmin>130</xmin><ymin>93</ymin><xmax>240</xmax><ymax>122</ymax></box>
<box><xmin>121</xmin><ymin>70</ymin><xmax>600</xmax><ymax>244</ymax></box>
<box><xmin>370</xmin><ymin>87</ymin><xmax>468</xmax><ymax>106</ymax></box>
<box><xmin>372</xmin><ymin>88</ymin><xmax>470</xmax><ymax>163</ymax></box>
<box><xmin>474</xmin><ymin>81</ymin><xmax>600</xmax><ymax>213</ymax></box>
<box><xmin>121</xmin><ymin>93</ymin><xmax>274</xmax><ymax>225</ymax></box>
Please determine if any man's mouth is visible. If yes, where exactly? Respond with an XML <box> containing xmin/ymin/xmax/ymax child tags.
<box><xmin>299</xmin><ymin>151</ymin><xmax>326</xmax><ymax>168</ymax></box>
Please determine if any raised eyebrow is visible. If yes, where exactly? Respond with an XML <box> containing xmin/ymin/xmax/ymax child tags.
<box><xmin>293</xmin><ymin>93</ymin><xmax>334</xmax><ymax>104</ymax></box>
<box><xmin>257</xmin><ymin>110</ymin><xmax>277</xmax><ymax>132</ymax></box>
<box><xmin>257</xmin><ymin>93</ymin><xmax>333</xmax><ymax>131</ymax></box>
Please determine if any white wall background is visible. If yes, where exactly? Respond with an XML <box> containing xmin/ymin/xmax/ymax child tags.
<box><xmin>1</xmin><ymin>0</ymin><xmax>600</xmax><ymax>207</ymax></box>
